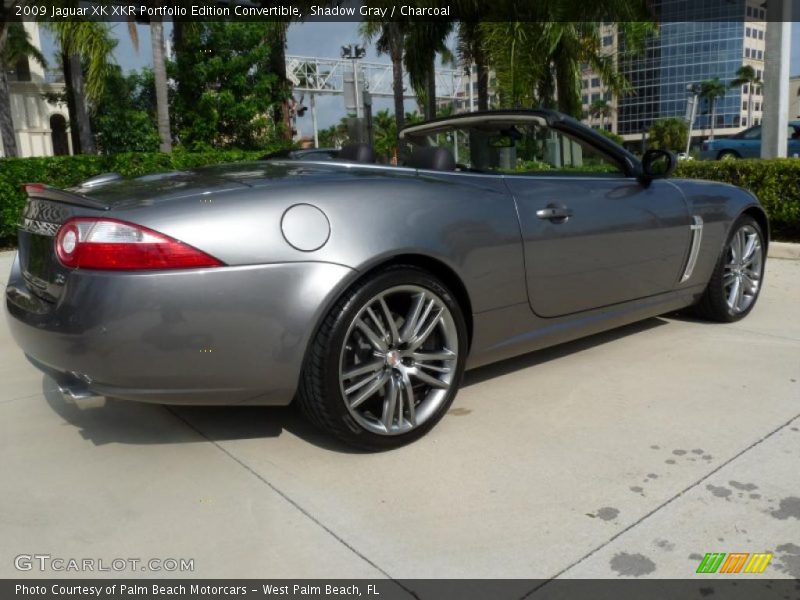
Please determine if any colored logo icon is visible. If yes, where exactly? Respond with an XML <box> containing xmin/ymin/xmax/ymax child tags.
<box><xmin>696</xmin><ymin>552</ymin><xmax>773</xmax><ymax>574</ymax></box>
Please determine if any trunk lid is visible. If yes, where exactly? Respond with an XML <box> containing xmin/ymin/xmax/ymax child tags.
<box><xmin>15</xmin><ymin>169</ymin><xmax>253</xmax><ymax>303</ymax></box>
<box><xmin>14</xmin><ymin>161</ymin><xmax>373</xmax><ymax>302</ymax></box>
<box><xmin>16</xmin><ymin>187</ymin><xmax>109</xmax><ymax>303</ymax></box>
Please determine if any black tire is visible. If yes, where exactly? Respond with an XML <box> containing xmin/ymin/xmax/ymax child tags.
<box><xmin>718</xmin><ymin>150</ymin><xmax>740</xmax><ymax>161</ymax></box>
<box><xmin>694</xmin><ymin>215</ymin><xmax>766</xmax><ymax>322</ymax></box>
<box><xmin>297</xmin><ymin>265</ymin><xmax>468</xmax><ymax>451</ymax></box>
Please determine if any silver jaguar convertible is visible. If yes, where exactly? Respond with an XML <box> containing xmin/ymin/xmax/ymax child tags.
<box><xmin>5</xmin><ymin>110</ymin><xmax>768</xmax><ymax>449</ymax></box>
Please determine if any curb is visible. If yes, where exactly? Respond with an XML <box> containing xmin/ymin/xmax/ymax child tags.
<box><xmin>768</xmin><ymin>242</ymin><xmax>800</xmax><ymax>261</ymax></box>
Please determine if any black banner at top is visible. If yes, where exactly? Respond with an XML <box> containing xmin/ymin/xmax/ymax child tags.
<box><xmin>3</xmin><ymin>0</ymin><xmax>800</xmax><ymax>22</ymax></box>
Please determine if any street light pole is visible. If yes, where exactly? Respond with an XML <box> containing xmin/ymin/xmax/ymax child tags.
<box><xmin>467</xmin><ymin>65</ymin><xmax>475</xmax><ymax>112</ymax></box>
<box><xmin>685</xmin><ymin>83</ymin><xmax>701</xmax><ymax>156</ymax></box>
<box><xmin>341</xmin><ymin>44</ymin><xmax>366</xmax><ymax>119</ymax></box>
<box><xmin>310</xmin><ymin>94</ymin><xmax>318</xmax><ymax>148</ymax></box>
<box><xmin>353</xmin><ymin>62</ymin><xmax>360</xmax><ymax>118</ymax></box>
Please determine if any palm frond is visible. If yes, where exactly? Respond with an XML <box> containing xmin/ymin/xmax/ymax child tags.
<box><xmin>1</xmin><ymin>22</ymin><xmax>47</xmax><ymax>69</ymax></box>
<box><xmin>46</xmin><ymin>22</ymin><xmax>117</xmax><ymax>101</ymax></box>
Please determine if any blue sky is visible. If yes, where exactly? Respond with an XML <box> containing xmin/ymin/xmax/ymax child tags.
<box><xmin>40</xmin><ymin>21</ymin><xmax>800</xmax><ymax>135</ymax></box>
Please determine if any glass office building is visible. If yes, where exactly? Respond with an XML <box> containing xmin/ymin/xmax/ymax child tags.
<box><xmin>583</xmin><ymin>0</ymin><xmax>767</xmax><ymax>141</ymax></box>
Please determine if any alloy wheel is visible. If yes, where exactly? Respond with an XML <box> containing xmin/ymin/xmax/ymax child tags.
<box><xmin>338</xmin><ymin>285</ymin><xmax>459</xmax><ymax>436</ymax></box>
<box><xmin>723</xmin><ymin>224</ymin><xmax>763</xmax><ymax>314</ymax></box>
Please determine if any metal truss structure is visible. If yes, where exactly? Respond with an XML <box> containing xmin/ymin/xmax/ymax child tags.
<box><xmin>286</xmin><ymin>55</ymin><xmax>469</xmax><ymax>101</ymax></box>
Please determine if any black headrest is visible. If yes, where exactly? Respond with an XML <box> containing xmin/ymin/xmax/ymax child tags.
<box><xmin>338</xmin><ymin>143</ymin><xmax>375</xmax><ymax>163</ymax></box>
<box><xmin>405</xmin><ymin>146</ymin><xmax>456</xmax><ymax>171</ymax></box>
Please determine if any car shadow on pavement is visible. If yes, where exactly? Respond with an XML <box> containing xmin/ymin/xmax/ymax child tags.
<box><xmin>463</xmin><ymin>317</ymin><xmax>668</xmax><ymax>387</ymax></box>
<box><xmin>41</xmin><ymin>376</ymin><xmax>364</xmax><ymax>453</ymax></box>
<box><xmin>42</xmin><ymin>317</ymin><xmax>670</xmax><ymax>453</ymax></box>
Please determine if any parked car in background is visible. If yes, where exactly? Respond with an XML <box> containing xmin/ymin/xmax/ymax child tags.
<box><xmin>699</xmin><ymin>121</ymin><xmax>800</xmax><ymax>160</ymax></box>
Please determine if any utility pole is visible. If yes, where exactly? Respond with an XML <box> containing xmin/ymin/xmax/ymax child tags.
<box><xmin>685</xmin><ymin>83</ymin><xmax>701</xmax><ymax>156</ymax></box>
<box><xmin>341</xmin><ymin>44</ymin><xmax>366</xmax><ymax>118</ymax></box>
<box><xmin>310</xmin><ymin>94</ymin><xmax>318</xmax><ymax>148</ymax></box>
<box><xmin>761</xmin><ymin>0</ymin><xmax>792</xmax><ymax>158</ymax></box>
<box><xmin>467</xmin><ymin>65</ymin><xmax>475</xmax><ymax>112</ymax></box>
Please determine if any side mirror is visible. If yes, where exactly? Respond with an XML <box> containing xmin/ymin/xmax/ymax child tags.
<box><xmin>640</xmin><ymin>149</ymin><xmax>677</xmax><ymax>184</ymax></box>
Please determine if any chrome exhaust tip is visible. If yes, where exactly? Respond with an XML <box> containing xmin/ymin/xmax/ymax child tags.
<box><xmin>57</xmin><ymin>384</ymin><xmax>102</xmax><ymax>402</ymax></box>
<box><xmin>57</xmin><ymin>375</ymin><xmax>103</xmax><ymax>405</ymax></box>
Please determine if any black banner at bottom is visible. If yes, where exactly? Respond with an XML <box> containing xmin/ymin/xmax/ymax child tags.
<box><xmin>4</xmin><ymin>579</ymin><xmax>800</xmax><ymax>600</ymax></box>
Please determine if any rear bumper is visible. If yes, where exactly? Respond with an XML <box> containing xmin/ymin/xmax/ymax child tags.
<box><xmin>5</xmin><ymin>254</ymin><xmax>354</xmax><ymax>405</ymax></box>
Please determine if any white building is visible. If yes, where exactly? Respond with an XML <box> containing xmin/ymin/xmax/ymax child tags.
<box><xmin>0</xmin><ymin>22</ymin><xmax>71</xmax><ymax>158</ymax></box>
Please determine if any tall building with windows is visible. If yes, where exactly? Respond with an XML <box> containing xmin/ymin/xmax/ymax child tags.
<box><xmin>580</xmin><ymin>0</ymin><xmax>767</xmax><ymax>146</ymax></box>
<box><xmin>581</xmin><ymin>23</ymin><xmax>618</xmax><ymax>133</ymax></box>
<box><xmin>0</xmin><ymin>22</ymin><xmax>70</xmax><ymax>158</ymax></box>
<box><xmin>443</xmin><ymin>68</ymin><xmax>499</xmax><ymax>114</ymax></box>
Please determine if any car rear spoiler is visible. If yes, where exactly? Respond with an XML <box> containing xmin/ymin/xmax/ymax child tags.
<box><xmin>21</xmin><ymin>183</ymin><xmax>110</xmax><ymax>211</ymax></box>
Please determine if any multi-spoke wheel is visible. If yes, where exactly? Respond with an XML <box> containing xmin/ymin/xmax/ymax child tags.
<box><xmin>695</xmin><ymin>215</ymin><xmax>766</xmax><ymax>322</ymax></box>
<box><xmin>721</xmin><ymin>224</ymin><xmax>763</xmax><ymax>315</ymax></box>
<box><xmin>340</xmin><ymin>285</ymin><xmax>459</xmax><ymax>436</ymax></box>
<box><xmin>298</xmin><ymin>266</ymin><xmax>467</xmax><ymax>450</ymax></box>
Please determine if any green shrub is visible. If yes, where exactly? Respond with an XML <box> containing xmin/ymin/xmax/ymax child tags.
<box><xmin>676</xmin><ymin>159</ymin><xmax>800</xmax><ymax>240</ymax></box>
<box><xmin>2</xmin><ymin>152</ymin><xmax>799</xmax><ymax>247</ymax></box>
<box><xmin>648</xmin><ymin>117</ymin><xmax>688</xmax><ymax>152</ymax></box>
<box><xmin>0</xmin><ymin>148</ymin><xmax>277</xmax><ymax>246</ymax></box>
<box><xmin>597</xmin><ymin>128</ymin><xmax>625</xmax><ymax>147</ymax></box>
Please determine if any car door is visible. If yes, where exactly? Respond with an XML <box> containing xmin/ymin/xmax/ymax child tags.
<box><xmin>736</xmin><ymin>126</ymin><xmax>761</xmax><ymax>158</ymax></box>
<box><xmin>502</xmin><ymin>125</ymin><xmax>692</xmax><ymax>318</ymax></box>
<box><xmin>788</xmin><ymin>124</ymin><xmax>800</xmax><ymax>157</ymax></box>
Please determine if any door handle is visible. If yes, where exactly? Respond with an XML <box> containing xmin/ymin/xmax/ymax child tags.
<box><xmin>536</xmin><ymin>206</ymin><xmax>573</xmax><ymax>222</ymax></box>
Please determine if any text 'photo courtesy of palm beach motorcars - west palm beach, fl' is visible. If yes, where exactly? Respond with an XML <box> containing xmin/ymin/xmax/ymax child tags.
<box><xmin>1</xmin><ymin>0</ymin><xmax>800</xmax><ymax>593</ymax></box>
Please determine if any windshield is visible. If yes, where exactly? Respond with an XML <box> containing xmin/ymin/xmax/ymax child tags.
<box><xmin>403</xmin><ymin>120</ymin><xmax>622</xmax><ymax>175</ymax></box>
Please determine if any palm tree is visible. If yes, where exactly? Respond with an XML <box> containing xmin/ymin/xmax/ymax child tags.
<box><xmin>149</xmin><ymin>8</ymin><xmax>171</xmax><ymax>153</ymax></box>
<box><xmin>259</xmin><ymin>1</ymin><xmax>340</xmax><ymax>139</ymax></box>
<box><xmin>700</xmin><ymin>77</ymin><xmax>727</xmax><ymax>141</ymax></box>
<box><xmin>0</xmin><ymin>2</ymin><xmax>22</xmax><ymax>55</ymax></box>
<box><xmin>0</xmin><ymin>22</ymin><xmax>46</xmax><ymax>158</ymax></box>
<box><xmin>456</xmin><ymin>12</ymin><xmax>490</xmax><ymax>111</ymax></box>
<box><xmin>589</xmin><ymin>97</ymin><xmax>612</xmax><ymax>129</ymax></box>
<box><xmin>361</xmin><ymin>20</ymin><xmax>407</xmax><ymax>146</ymax></box>
<box><xmin>46</xmin><ymin>22</ymin><xmax>117</xmax><ymax>154</ymax></box>
<box><xmin>270</xmin><ymin>22</ymin><xmax>292</xmax><ymax>141</ymax></box>
<box><xmin>730</xmin><ymin>65</ymin><xmax>761</xmax><ymax>128</ymax></box>
<box><xmin>371</xmin><ymin>108</ymin><xmax>397</xmax><ymax>162</ymax></box>
<box><xmin>480</xmin><ymin>0</ymin><xmax>654</xmax><ymax>116</ymax></box>
<box><xmin>403</xmin><ymin>21</ymin><xmax>454</xmax><ymax>120</ymax></box>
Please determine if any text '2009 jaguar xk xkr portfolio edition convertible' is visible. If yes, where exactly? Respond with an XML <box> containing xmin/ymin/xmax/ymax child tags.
<box><xmin>6</xmin><ymin>110</ymin><xmax>768</xmax><ymax>450</ymax></box>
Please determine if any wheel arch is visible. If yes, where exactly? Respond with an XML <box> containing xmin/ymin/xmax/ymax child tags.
<box><xmin>717</xmin><ymin>149</ymin><xmax>740</xmax><ymax>160</ymax></box>
<box><xmin>738</xmin><ymin>205</ymin><xmax>770</xmax><ymax>250</ymax></box>
<box><xmin>307</xmin><ymin>253</ymin><xmax>474</xmax><ymax>363</ymax></box>
<box><xmin>357</xmin><ymin>254</ymin><xmax>474</xmax><ymax>348</ymax></box>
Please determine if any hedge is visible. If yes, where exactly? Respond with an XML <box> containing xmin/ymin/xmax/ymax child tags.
<box><xmin>0</xmin><ymin>149</ymin><xmax>271</xmax><ymax>246</ymax></box>
<box><xmin>675</xmin><ymin>159</ymin><xmax>800</xmax><ymax>241</ymax></box>
<box><xmin>2</xmin><ymin>153</ymin><xmax>799</xmax><ymax>247</ymax></box>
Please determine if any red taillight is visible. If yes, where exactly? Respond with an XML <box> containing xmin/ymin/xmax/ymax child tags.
<box><xmin>22</xmin><ymin>183</ymin><xmax>47</xmax><ymax>194</ymax></box>
<box><xmin>54</xmin><ymin>218</ymin><xmax>224</xmax><ymax>271</ymax></box>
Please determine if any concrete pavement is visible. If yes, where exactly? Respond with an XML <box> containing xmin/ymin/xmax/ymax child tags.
<box><xmin>1</xmin><ymin>250</ymin><xmax>798</xmax><ymax>581</ymax></box>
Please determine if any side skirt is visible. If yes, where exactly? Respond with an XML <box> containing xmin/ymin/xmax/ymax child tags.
<box><xmin>466</xmin><ymin>285</ymin><xmax>705</xmax><ymax>370</ymax></box>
